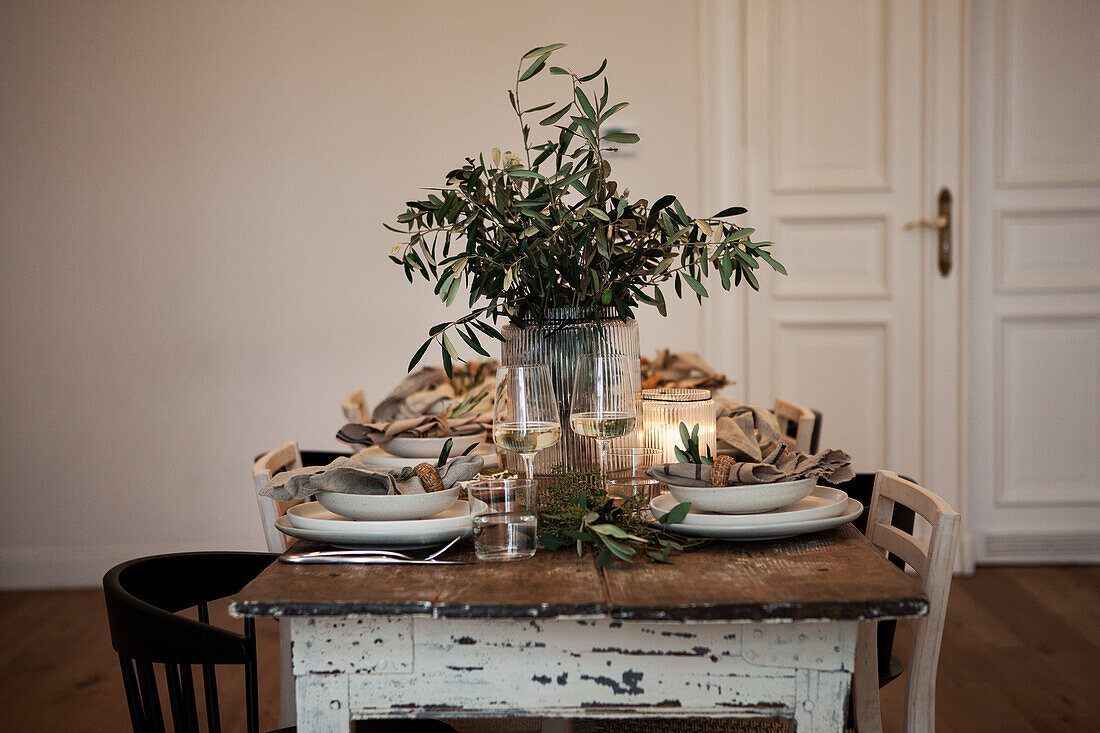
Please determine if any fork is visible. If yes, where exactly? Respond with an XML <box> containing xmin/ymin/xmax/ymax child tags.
<box><xmin>284</xmin><ymin>536</ymin><xmax>462</xmax><ymax>562</ymax></box>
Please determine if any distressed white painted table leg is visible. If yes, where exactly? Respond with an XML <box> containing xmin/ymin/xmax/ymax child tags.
<box><xmin>290</xmin><ymin>616</ymin><xmax>858</xmax><ymax>732</ymax></box>
<box><xmin>295</xmin><ymin>673</ymin><xmax>350</xmax><ymax>733</ymax></box>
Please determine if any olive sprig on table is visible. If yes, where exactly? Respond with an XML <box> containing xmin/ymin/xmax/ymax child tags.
<box><xmin>538</xmin><ymin>467</ymin><xmax>704</xmax><ymax>565</ymax></box>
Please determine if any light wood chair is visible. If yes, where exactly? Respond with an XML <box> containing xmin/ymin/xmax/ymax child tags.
<box><xmin>772</xmin><ymin>398</ymin><xmax>817</xmax><ymax>453</ymax></box>
<box><xmin>251</xmin><ymin>442</ymin><xmax>305</xmax><ymax>728</ymax></box>
<box><xmin>253</xmin><ymin>442</ymin><xmax>354</xmax><ymax>552</ymax></box>
<box><xmin>853</xmin><ymin>471</ymin><xmax>960</xmax><ymax>733</ymax></box>
<box><xmin>253</xmin><ymin>443</ymin><xmax>352</xmax><ymax>728</ymax></box>
<box><xmin>341</xmin><ymin>388</ymin><xmax>370</xmax><ymax>424</ymax></box>
<box><xmin>253</xmin><ymin>441</ymin><xmax>308</xmax><ymax>553</ymax></box>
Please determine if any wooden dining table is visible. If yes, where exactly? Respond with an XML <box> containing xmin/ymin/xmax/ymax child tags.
<box><xmin>230</xmin><ymin>525</ymin><xmax>926</xmax><ymax>732</ymax></box>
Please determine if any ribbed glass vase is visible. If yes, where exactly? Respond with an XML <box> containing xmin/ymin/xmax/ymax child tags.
<box><xmin>501</xmin><ymin>308</ymin><xmax>641</xmax><ymax>477</ymax></box>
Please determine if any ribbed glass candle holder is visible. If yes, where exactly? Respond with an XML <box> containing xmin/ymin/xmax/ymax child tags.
<box><xmin>501</xmin><ymin>308</ymin><xmax>641</xmax><ymax>477</ymax></box>
<box><xmin>642</xmin><ymin>388</ymin><xmax>716</xmax><ymax>463</ymax></box>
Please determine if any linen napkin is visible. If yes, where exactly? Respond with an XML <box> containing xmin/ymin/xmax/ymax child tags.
<box><xmin>336</xmin><ymin>414</ymin><xmax>491</xmax><ymax>448</ymax></box>
<box><xmin>370</xmin><ymin>363</ymin><xmax>497</xmax><ymax>422</ymax></box>
<box><xmin>641</xmin><ymin>349</ymin><xmax>731</xmax><ymax>391</ymax></box>
<box><xmin>259</xmin><ymin>454</ymin><xmax>485</xmax><ymax>502</ymax></box>
<box><xmin>371</xmin><ymin>367</ymin><xmax>457</xmax><ymax>422</ymax></box>
<box><xmin>646</xmin><ymin>447</ymin><xmax>854</xmax><ymax>487</ymax></box>
<box><xmin>713</xmin><ymin>396</ymin><xmax>783</xmax><ymax>462</ymax></box>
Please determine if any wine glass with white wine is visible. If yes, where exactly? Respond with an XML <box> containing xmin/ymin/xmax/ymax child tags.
<box><xmin>492</xmin><ymin>364</ymin><xmax>563</xmax><ymax>481</ymax></box>
<box><xmin>569</xmin><ymin>353</ymin><xmax>639</xmax><ymax>479</ymax></box>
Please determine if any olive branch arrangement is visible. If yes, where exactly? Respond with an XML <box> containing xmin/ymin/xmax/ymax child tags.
<box><xmin>538</xmin><ymin>467</ymin><xmax>705</xmax><ymax>566</ymax></box>
<box><xmin>389</xmin><ymin>43</ymin><xmax>785</xmax><ymax>376</ymax></box>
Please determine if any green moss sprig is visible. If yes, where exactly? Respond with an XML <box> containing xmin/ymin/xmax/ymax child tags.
<box><xmin>538</xmin><ymin>466</ymin><xmax>705</xmax><ymax>566</ymax></box>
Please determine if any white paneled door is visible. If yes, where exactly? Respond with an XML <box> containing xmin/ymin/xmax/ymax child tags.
<box><xmin>967</xmin><ymin>0</ymin><xmax>1100</xmax><ymax>563</ymax></box>
<box><xmin>744</xmin><ymin>0</ymin><xmax>925</xmax><ymax>480</ymax></box>
<box><xmin>703</xmin><ymin>0</ymin><xmax>1100</xmax><ymax>565</ymax></box>
<box><xmin>701</xmin><ymin>1</ymin><xmax>967</xmax><ymax>562</ymax></box>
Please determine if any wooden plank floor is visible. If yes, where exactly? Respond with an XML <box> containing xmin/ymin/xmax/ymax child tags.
<box><xmin>1</xmin><ymin>565</ymin><xmax>1097</xmax><ymax>732</ymax></box>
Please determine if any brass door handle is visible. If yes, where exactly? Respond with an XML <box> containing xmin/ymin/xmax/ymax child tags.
<box><xmin>903</xmin><ymin>215</ymin><xmax>948</xmax><ymax>231</ymax></box>
<box><xmin>904</xmin><ymin>188</ymin><xmax>953</xmax><ymax>277</ymax></box>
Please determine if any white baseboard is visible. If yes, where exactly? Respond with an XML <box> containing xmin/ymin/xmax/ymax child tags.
<box><xmin>980</xmin><ymin>531</ymin><xmax>1100</xmax><ymax>565</ymax></box>
<box><xmin>0</xmin><ymin>540</ymin><xmax>267</xmax><ymax>590</ymax></box>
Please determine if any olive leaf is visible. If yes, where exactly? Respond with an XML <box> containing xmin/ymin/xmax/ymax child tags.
<box><xmin>436</xmin><ymin>438</ymin><xmax>453</xmax><ymax>467</ymax></box>
<box><xmin>676</xmin><ymin>422</ymin><xmax>707</xmax><ymax>464</ymax></box>
<box><xmin>659</xmin><ymin>502</ymin><xmax>692</xmax><ymax>525</ymax></box>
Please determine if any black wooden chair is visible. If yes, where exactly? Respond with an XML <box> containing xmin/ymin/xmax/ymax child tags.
<box><xmin>104</xmin><ymin>552</ymin><xmax>456</xmax><ymax>733</ymax></box>
<box><xmin>104</xmin><ymin>552</ymin><xmax>285</xmax><ymax>733</ymax></box>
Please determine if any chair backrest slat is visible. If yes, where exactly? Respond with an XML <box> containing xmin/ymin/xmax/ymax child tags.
<box><xmin>194</xmin><ymin>600</ymin><xmax>221</xmax><ymax>733</ymax></box>
<box><xmin>135</xmin><ymin>660</ymin><xmax>165</xmax><ymax>733</ymax></box>
<box><xmin>177</xmin><ymin>664</ymin><xmax>199</xmax><ymax>733</ymax></box>
<box><xmin>118</xmin><ymin>655</ymin><xmax>147</xmax><ymax>733</ymax></box>
<box><xmin>870</xmin><ymin>522</ymin><xmax>929</xmax><ymax>577</ymax></box>
<box><xmin>164</xmin><ymin>663</ymin><xmax>187</xmax><ymax>732</ymax></box>
<box><xmin>202</xmin><ymin>660</ymin><xmax>221</xmax><ymax>733</ymax></box>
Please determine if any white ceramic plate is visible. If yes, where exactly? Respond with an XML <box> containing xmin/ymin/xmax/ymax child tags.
<box><xmin>667</xmin><ymin>476</ymin><xmax>816</xmax><ymax>514</ymax></box>
<box><xmin>383</xmin><ymin>433</ymin><xmax>486</xmax><ymax>459</ymax></box>
<box><xmin>650</xmin><ymin>486</ymin><xmax>849</xmax><ymax>527</ymax></box>
<box><xmin>277</xmin><ymin>502</ymin><xmax>472</xmax><ymax>548</ymax></box>
<box><xmin>650</xmin><ymin>497</ymin><xmax>863</xmax><ymax>541</ymax></box>
<box><xmin>287</xmin><ymin>500</ymin><xmax>470</xmax><ymax>531</ymax></box>
<box><xmin>316</xmin><ymin>486</ymin><xmax>460</xmax><ymax>521</ymax></box>
<box><xmin>356</xmin><ymin>445</ymin><xmax>499</xmax><ymax>470</ymax></box>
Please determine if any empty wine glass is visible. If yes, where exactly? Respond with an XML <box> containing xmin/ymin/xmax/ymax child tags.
<box><xmin>569</xmin><ymin>353</ymin><xmax>639</xmax><ymax>479</ymax></box>
<box><xmin>492</xmin><ymin>364</ymin><xmax>562</xmax><ymax>481</ymax></box>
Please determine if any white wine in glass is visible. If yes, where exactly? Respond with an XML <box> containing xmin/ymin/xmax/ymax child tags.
<box><xmin>493</xmin><ymin>421</ymin><xmax>563</xmax><ymax>453</ymax></box>
<box><xmin>568</xmin><ymin>412</ymin><xmax>636</xmax><ymax>440</ymax></box>
<box><xmin>492</xmin><ymin>364</ymin><xmax>562</xmax><ymax>481</ymax></box>
<box><xmin>569</xmin><ymin>353</ymin><xmax>639</xmax><ymax>479</ymax></box>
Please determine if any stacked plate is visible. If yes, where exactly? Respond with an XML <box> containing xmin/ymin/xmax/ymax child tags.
<box><xmin>275</xmin><ymin>501</ymin><xmax>473</xmax><ymax>550</ymax></box>
<box><xmin>649</xmin><ymin>486</ymin><xmax>861</xmax><ymax>541</ymax></box>
<box><xmin>355</xmin><ymin>433</ymin><xmax>499</xmax><ymax>471</ymax></box>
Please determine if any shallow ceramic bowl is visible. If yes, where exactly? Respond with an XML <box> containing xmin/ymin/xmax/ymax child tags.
<box><xmin>383</xmin><ymin>433</ymin><xmax>486</xmax><ymax>459</ymax></box>
<box><xmin>354</xmin><ymin>452</ymin><xmax>470</xmax><ymax>471</ymax></box>
<box><xmin>667</xmin><ymin>477</ymin><xmax>816</xmax><ymax>514</ymax></box>
<box><xmin>316</xmin><ymin>486</ymin><xmax>460</xmax><ymax>521</ymax></box>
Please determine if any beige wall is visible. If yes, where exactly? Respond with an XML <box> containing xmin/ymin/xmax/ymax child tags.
<box><xmin>0</xmin><ymin>1</ymin><xmax>711</xmax><ymax>587</ymax></box>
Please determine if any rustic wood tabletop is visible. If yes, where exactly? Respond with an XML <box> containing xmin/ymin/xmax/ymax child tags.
<box><xmin>231</xmin><ymin>524</ymin><xmax>927</xmax><ymax>622</ymax></box>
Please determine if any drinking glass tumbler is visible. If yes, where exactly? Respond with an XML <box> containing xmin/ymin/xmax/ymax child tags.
<box><xmin>466</xmin><ymin>479</ymin><xmax>539</xmax><ymax>561</ymax></box>
<box><xmin>605</xmin><ymin>447</ymin><xmax>664</xmax><ymax>502</ymax></box>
